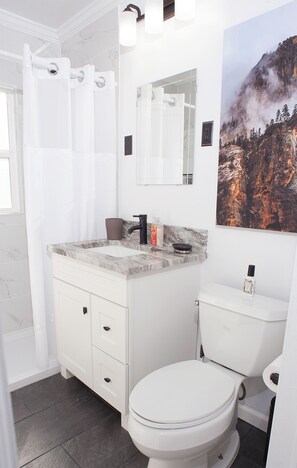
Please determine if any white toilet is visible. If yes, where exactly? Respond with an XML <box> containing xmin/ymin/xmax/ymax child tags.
<box><xmin>128</xmin><ymin>283</ymin><xmax>288</xmax><ymax>468</ymax></box>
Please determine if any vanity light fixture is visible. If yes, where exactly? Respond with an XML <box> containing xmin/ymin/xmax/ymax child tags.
<box><xmin>175</xmin><ymin>0</ymin><xmax>196</xmax><ymax>21</ymax></box>
<box><xmin>145</xmin><ymin>0</ymin><xmax>163</xmax><ymax>35</ymax></box>
<box><xmin>119</xmin><ymin>4</ymin><xmax>143</xmax><ymax>47</ymax></box>
<box><xmin>119</xmin><ymin>1</ymin><xmax>195</xmax><ymax>47</ymax></box>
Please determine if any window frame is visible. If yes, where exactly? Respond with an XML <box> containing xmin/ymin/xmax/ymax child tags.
<box><xmin>0</xmin><ymin>85</ymin><xmax>20</xmax><ymax>214</ymax></box>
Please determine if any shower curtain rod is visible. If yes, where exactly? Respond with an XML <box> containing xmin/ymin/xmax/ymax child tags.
<box><xmin>159</xmin><ymin>97</ymin><xmax>195</xmax><ymax>108</ymax></box>
<box><xmin>0</xmin><ymin>49</ymin><xmax>106</xmax><ymax>88</ymax></box>
<box><xmin>140</xmin><ymin>88</ymin><xmax>195</xmax><ymax>108</ymax></box>
<box><xmin>0</xmin><ymin>49</ymin><xmax>22</xmax><ymax>63</ymax></box>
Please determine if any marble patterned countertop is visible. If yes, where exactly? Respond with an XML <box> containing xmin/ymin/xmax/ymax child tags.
<box><xmin>48</xmin><ymin>223</ymin><xmax>208</xmax><ymax>277</ymax></box>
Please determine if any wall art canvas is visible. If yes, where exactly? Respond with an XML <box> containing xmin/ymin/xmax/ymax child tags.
<box><xmin>217</xmin><ymin>1</ymin><xmax>297</xmax><ymax>232</ymax></box>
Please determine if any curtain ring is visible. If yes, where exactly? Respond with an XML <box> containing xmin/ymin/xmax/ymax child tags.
<box><xmin>48</xmin><ymin>63</ymin><xmax>59</xmax><ymax>75</ymax></box>
<box><xmin>78</xmin><ymin>70</ymin><xmax>84</xmax><ymax>83</ymax></box>
<box><xmin>96</xmin><ymin>76</ymin><xmax>106</xmax><ymax>88</ymax></box>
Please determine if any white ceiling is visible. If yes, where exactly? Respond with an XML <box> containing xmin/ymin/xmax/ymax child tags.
<box><xmin>0</xmin><ymin>0</ymin><xmax>101</xmax><ymax>29</ymax></box>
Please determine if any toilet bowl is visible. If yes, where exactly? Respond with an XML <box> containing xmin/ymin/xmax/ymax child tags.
<box><xmin>128</xmin><ymin>360</ymin><xmax>244</xmax><ymax>468</ymax></box>
<box><xmin>127</xmin><ymin>284</ymin><xmax>288</xmax><ymax>468</ymax></box>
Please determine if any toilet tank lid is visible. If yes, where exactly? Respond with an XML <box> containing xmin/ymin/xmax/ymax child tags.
<box><xmin>199</xmin><ymin>284</ymin><xmax>288</xmax><ymax>322</ymax></box>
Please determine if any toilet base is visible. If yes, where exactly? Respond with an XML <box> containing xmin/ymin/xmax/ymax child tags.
<box><xmin>147</xmin><ymin>430</ymin><xmax>240</xmax><ymax>468</ymax></box>
<box><xmin>208</xmin><ymin>430</ymin><xmax>239</xmax><ymax>467</ymax></box>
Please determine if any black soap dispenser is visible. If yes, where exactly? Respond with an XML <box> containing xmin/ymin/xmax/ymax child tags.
<box><xmin>243</xmin><ymin>265</ymin><xmax>256</xmax><ymax>295</ymax></box>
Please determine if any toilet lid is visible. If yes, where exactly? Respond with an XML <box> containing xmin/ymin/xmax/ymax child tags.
<box><xmin>129</xmin><ymin>361</ymin><xmax>235</xmax><ymax>428</ymax></box>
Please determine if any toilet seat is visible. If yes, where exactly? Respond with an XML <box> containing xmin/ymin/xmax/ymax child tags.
<box><xmin>129</xmin><ymin>360</ymin><xmax>236</xmax><ymax>429</ymax></box>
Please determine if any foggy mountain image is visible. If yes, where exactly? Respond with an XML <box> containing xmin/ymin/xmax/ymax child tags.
<box><xmin>217</xmin><ymin>36</ymin><xmax>297</xmax><ymax>232</ymax></box>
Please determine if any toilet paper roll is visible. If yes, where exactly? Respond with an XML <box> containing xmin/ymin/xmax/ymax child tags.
<box><xmin>263</xmin><ymin>355</ymin><xmax>282</xmax><ymax>393</ymax></box>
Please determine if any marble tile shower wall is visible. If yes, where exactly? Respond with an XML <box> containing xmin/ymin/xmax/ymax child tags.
<box><xmin>61</xmin><ymin>8</ymin><xmax>119</xmax><ymax>76</ymax></box>
<box><xmin>0</xmin><ymin>214</ymin><xmax>33</xmax><ymax>333</ymax></box>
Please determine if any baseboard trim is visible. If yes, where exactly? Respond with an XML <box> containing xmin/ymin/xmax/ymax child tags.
<box><xmin>238</xmin><ymin>402</ymin><xmax>269</xmax><ymax>433</ymax></box>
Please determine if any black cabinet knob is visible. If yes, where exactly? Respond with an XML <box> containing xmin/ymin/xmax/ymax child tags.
<box><xmin>270</xmin><ymin>373</ymin><xmax>279</xmax><ymax>385</ymax></box>
<box><xmin>103</xmin><ymin>326</ymin><xmax>111</xmax><ymax>331</ymax></box>
<box><xmin>83</xmin><ymin>307</ymin><xmax>88</xmax><ymax>315</ymax></box>
<box><xmin>104</xmin><ymin>377</ymin><xmax>111</xmax><ymax>383</ymax></box>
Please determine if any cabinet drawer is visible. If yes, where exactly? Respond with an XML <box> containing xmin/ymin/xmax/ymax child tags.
<box><xmin>52</xmin><ymin>254</ymin><xmax>127</xmax><ymax>306</ymax></box>
<box><xmin>92</xmin><ymin>347</ymin><xmax>128</xmax><ymax>414</ymax></box>
<box><xmin>91</xmin><ymin>295</ymin><xmax>128</xmax><ymax>364</ymax></box>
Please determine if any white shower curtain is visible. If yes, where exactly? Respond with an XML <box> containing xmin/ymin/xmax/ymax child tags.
<box><xmin>137</xmin><ymin>84</ymin><xmax>184</xmax><ymax>184</ymax></box>
<box><xmin>23</xmin><ymin>45</ymin><xmax>116</xmax><ymax>369</ymax></box>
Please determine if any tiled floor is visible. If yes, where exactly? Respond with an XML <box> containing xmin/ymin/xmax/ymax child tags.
<box><xmin>11</xmin><ymin>374</ymin><xmax>267</xmax><ymax>467</ymax></box>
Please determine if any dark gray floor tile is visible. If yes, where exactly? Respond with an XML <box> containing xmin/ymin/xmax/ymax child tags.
<box><xmin>16</xmin><ymin>391</ymin><xmax>112</xmax><ymax>467</ymax></box>
<box><xmin>119</xmin><ymin>452</ymin><xmax>149</xmax><ymax>468</ymax></box>
<box><xmin>11</xmin><ymin>393</ymin><xmax>31</xmax><ymax>423</ymax></box>
<box><xmin>22</xmin><ymin>446</ymin><xmax>79</xmax><ymax>468</ymax></box>
<box><xmin>239</xmin><ymin>426</ymin><xmax>266</xmax><ymax>467</ymax></box>
<box><xmin>237</xmin><ymin>418</ymin><xmax>253</xmax><ymax>439</ymax></box>
<box><xmin>63</xmin><ymin>412</ymin><xmax>138</xmax><ymax>468</ymax></box>
<box><xmin>232</xmin><ymin>453</ymin><xmax>263</xmax><ymax>467</ymax></box>
<box><xmin>12</xmin><ymin>374</ymin><xmax>89</xmax><ymax>414</ymax></box>
<box><xmin>13</xmin><ymin>374</ymin><xmax>268</xmax><ymax>468</ymax></box>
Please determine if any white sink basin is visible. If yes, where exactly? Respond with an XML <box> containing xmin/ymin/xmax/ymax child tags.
<box><xmin>88</xmin><ymin>245</ymin><xmax>144</xmax><ymax>257</ymax></box>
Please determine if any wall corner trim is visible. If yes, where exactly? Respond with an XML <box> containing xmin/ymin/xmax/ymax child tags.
<box><xmin>0</xmin><ymin>8</ymin><xmax>59</xmax><ymax>44</ymax></box>
<box><xmin>58</xmin><ymin>0</ymin><xmax>118</xmax><ymax>43</ymax></box>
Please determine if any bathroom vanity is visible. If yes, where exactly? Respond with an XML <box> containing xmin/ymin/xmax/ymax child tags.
<box><xmin>49</xmin><ymin>227</ymin><xmax>207</xmax><ymax>421</ymax></box>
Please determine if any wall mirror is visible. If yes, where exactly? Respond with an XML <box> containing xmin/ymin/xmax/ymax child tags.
<box><xmin>136</xmin><ymin>69</ymin><xmax>197</xmax><ymax>185</ymax></box>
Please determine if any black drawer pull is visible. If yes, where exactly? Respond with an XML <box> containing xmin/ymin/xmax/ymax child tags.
<box><xmin>103</xmin><ymin>326</ymin><xmax>111</xmax><ymax>331</ymax></box>
<box><xmin>270</xmin><ymin>372</ymin><xmax>279</xmax><ymax>385</ymax></box>
<box><xmin>83</xmin><ymin>307</ymin><xmax>88</xmax><ymax>315</ymax></box>
<box><xmin>104</xmin><ymin>377</ymin><xmax>111</xmax><ymax>383</ymax></box>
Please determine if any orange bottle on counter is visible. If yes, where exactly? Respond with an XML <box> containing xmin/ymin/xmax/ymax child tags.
<box><xmin>151</xmin><ymin>223</ymin><xmax>157</xmax><ymax>246</ymax></box>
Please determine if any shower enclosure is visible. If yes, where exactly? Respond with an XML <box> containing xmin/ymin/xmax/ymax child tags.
<box><xmin>0</xmin><ymin>48</ymin><xmax>59</xmax><ymax>391</ymax></box>
<box><xmin>0</xmin><ymin>45</ymin><xmax>117</xmax><ymax>391</ymax></box>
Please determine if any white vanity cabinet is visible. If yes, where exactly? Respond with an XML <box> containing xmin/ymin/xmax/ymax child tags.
<box><xmin>53</xmin><ymin>254</ymin><xmax>129</xmax><ymax>413</ymax></box>
<box><xmin>52</xmin><ymin>252</ymin><xmax>201</xmax><ymax>417</ymax></box>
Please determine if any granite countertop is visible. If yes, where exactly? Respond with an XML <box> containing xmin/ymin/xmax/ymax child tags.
<box><xmin>48</xmin><ymin>223</ymin><xmax>208</xmax><ymax>277</ymax></box>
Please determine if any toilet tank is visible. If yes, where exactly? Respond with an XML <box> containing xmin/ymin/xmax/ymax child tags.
<box><xmin>199</xmin><ymin>284</ymin><xmax>288</xmax><ymax>377</ymax></box>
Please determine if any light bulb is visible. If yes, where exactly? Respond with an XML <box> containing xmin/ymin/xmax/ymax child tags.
<box><xmin>175</xmin><ymin>0</ymin><xmax>196</xmax><ymax>21</ymax></box>
<box><xmin>120</xmin><ymin>9</ymin><xmax>137</xmax><ymax>47</ymax></box>
<box><xmin>145</xmin><ymin>0</ymin><xmax>163</xmax><ymax>35</ymax></box>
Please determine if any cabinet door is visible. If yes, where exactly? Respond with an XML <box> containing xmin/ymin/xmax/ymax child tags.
<box><xmin>54</xmin><ymin>279</ymin><xmax>92</xmax><ymax>388</ymax></box>
<box><xmin>91</xmin><ymin>295</ymin><xmax>128</xmax><ymax>364</ymax></box>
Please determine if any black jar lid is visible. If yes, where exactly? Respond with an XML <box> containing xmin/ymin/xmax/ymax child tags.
<box><xmin>172</xmin><ymin>243</ymin><xmax>192</xmax><ymax>254</ymax></box>
<box><xmin>247</xmin><ymin>265</ymin><xmax>255</xmax><ymax>277</ymax></box>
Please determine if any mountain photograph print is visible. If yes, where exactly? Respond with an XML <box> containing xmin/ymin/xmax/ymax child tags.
<box><xmin>217</xmin><ymin>1</ymin><xmax>297</xmax><ymax>232</ymax></box>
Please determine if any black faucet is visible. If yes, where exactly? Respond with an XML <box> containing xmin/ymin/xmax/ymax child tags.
<box><xmin>128</xmin><ymin>214</ymin><xmax>147</xmax><ymax>244</ymax></box>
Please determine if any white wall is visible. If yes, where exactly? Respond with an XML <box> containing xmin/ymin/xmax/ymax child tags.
<box><xmin>119</xmin><ymin>0</ymin><xmax>297</xmax><ymax>427</ymax></box>
<box><xmin>267</xmin><ymin>248</ymin><xmax>297</xmax><ymax>467</ymax></box>
<box><xmin>119</xmin><ymin>0</ymin><xmax>297</xmax><ymax>298</ymax></box>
